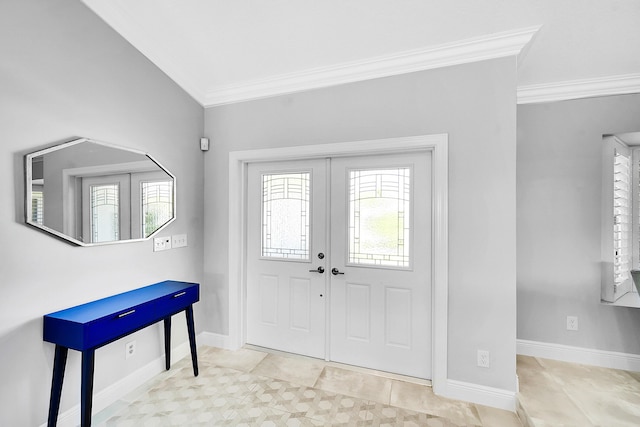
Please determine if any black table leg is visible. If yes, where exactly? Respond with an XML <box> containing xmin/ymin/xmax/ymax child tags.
<box><xmin>81</xmin><ymin>349</ymin><xmax>95</xmax><ymax>427</ymax></box>
<box><xmin>185</xmin><ymin>305</ymin><xmax>198</xmax><ymax>376</ymax></box>
<box><xmin>164</xmin><ymin>317</ymin><xmax>171</xmax><ymax>370</ymax></box>
<box><xmin>48</xmin><ymin>345</ymin><xmax>68</xmax><ymax>427</ymax></box>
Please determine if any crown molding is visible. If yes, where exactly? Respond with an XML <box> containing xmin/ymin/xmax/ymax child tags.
<box><xmin>78</xmin><ymin>4</ymin><xmax>640</xmax><ymax>108</ymax></box>
<box><xmin>204</xmin><ymin>26</ymin><xmax>541</xmax><ymax>107</ymax></box>
<box><xmin>517</xmin><ymin>73</ymin><xmax>640</xmax><ymax>105</ymax></box>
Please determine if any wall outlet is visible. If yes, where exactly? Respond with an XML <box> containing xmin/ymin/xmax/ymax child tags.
<box><xmin>153</xmin><ymin>236</ymin><xmax>172</xmax><ymax>252</ymax></box>
<box><xmin>125</xmin><ymin>341</ymin><xmax>136</xmax><ymax>359</ymax></box>
<box><xmin>172</xmin><ymin>234</ymin><xmax>188</xmax><ymax>248</ymax></box>
<box><xmin>567</xmin><ymin>315</ymin><xmax>578</xmax><ymax>331</ymax></box>
<box><xmin>477</xmin><ymin>350</ymin><xmax>490</xmax><ymax>368</ymax></box>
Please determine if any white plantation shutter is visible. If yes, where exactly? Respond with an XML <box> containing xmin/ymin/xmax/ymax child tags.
<box><xmin>613</xmin><ymin>150</ymin><xmax>631</xmax><ymax>290</ymax></box>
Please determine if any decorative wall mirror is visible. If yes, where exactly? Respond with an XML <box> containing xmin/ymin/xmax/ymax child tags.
<box><xmin>25</xmin><ymin>138</ymin><xmax>175</xmax><ymax>246</ymax></box>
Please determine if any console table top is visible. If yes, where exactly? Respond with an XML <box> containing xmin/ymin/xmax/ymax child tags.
<box><xmin>44</xmin><ymin>280</ymin><xmax>198</xmax><ymax>324</ymax></box>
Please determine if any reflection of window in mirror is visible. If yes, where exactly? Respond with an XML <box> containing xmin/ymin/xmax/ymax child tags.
<box><xmin>90</xmin><ymin>184</ymin><xmax>120</xmax><ymax>242</ymax></box>
<box><xmin>602</xmin><ymin>132</ymin><xmax>640</xmax><ymax>307</ymax></box>
<box><xmin>141</xmin><ymin>180</ymin><xmax>173</xmax><ymax>238</ymax></box>
<box><xmin>30</xmin><ymin>155</ymin><xmax>44</xmax><ymax>225</ymax></box>
<box><xmin>131</xmin><ymin>171</ymin><xmax>174</xmax><ymax>239</ymax></box>
<box><xmin>82</xmin><ymin>174</ymin><xmax>131</xmax><ymax>243</ymax></box>
<box><xmin>78</xmin><ymin>172</ymin><xmax>174</xmax><ymax>243</ymax></box>
<box><xmin>31</xmin><ymin>188</ymin><xmax>44</xmax><ymax>225</ymax></box>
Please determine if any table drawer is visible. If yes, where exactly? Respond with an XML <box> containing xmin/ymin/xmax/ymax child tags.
<box><xmin>84</xmin><ymin>301</ymin><xmax>161</xmax><ymax>349</ymax></box>
<box><xmin>154</xmin><ymin>285</ymin><xmax>199</xmax><ymax>316</ymax></box>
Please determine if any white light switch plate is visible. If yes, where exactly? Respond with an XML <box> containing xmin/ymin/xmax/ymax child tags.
<box><xmin>172</xmin><ymin>234</ymin><xmax>188</xmax><ymax>248</ymax></box>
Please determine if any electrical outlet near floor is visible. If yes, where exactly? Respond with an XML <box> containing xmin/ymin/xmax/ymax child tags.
<box><xmin>125</xmin><ymin>341</ymin><xmax>136</xmax><ymax>359</ymax></box>
<box><xmin>567</xmin><ymin>315</ymin><xmax>578</xmax><ymax>331</ymax></box>
<box><xmin>477</xmin><ymin>350</ymin><xmax>490</xmax><ymax>368</ymax></box>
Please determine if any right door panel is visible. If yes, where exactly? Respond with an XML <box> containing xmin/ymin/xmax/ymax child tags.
<box><xmin>329</xmin><ymin>152</ymin><xmax>432</xmax><ymax>379</ymax></box>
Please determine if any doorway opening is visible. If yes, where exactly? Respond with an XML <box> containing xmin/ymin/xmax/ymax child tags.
<box><xmin>228</xmin><ymin>134</ymin><xmax>448</xmax><ymax>390</ymax></box>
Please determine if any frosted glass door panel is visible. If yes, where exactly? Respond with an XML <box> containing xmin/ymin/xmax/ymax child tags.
<box><xmin>261</xmin><ymin>173</ymin><xmax>310</xmax><ymax>260</ymax></box>
<box><xmin>349</xmin><ymin>168</ymin><xmax>411</xmax><ymax>268</ymax></box>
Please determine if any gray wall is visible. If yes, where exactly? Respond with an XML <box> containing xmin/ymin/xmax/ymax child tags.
<box><xmin>517</xmin><ymin>94</ymin><xmax>640</xmax><ymax>353</ymax></box>
<box><xmin>203</xmin><ymin>57</ymin><xmax>519</xmax><ymax>391</ymax></box>
<box><xmin>0</xmin><ymin>0</ymin><xmax>204</xmax><ymax>425</ymax></box>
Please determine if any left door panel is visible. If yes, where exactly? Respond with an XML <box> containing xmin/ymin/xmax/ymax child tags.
<box><xmin>246</xmin><ymin>159</ymin><xmax>327</xmax><ymax>359</ymax></box>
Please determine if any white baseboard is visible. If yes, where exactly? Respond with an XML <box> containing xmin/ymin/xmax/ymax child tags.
<box><xmin>198</xmin><ymin>331</ymin><xmax>234</xmax><ymax>350</ymax></box>
<box><xmin>41</xmin><ymin>338</ymin><xmax>195</xmax><ymax>427</ymax></box>
<box><xmin>517</xmin><ymin>339</ymin><xmax>640</xmax><ymax>372</ymax></box>
<box><xmin>441</xmin><ymin>379</ymin><xmax>516</xmax><ymax>411</ymax></box>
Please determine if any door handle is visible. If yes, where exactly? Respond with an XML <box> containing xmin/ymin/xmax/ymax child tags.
<box><xmin>331</xmin><ymin>268</ymin><xmax>345</xmax><ymax>276</ymax></box>
<box><xmin>309</xmin><ymin>266</ymin><xmax>325</xmax><ymax>274</ymax></box>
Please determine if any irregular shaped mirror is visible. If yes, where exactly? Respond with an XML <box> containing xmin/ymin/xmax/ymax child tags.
<box><xmin>25</xmin><ymin>138</ymin><xmax>175</xmax><ymax>246</ymax></box>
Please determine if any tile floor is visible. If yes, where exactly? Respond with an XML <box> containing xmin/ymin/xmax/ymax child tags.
<box><xmin>516</xmin><ymin>354</ymin><xmax>640</xmax><ymax>427</ymax></box>
<box><xmin>93</xmin><ymin>346</ymin><xmax>640</xmax><ymax>426</ymax></box>
<box><xmin>94</xmin><ymin>346</ymin><xmax>521</xmax><ymax>426</ymax></box>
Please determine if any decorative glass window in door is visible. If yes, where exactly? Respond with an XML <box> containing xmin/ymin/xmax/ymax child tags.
<box><xmin>90</xmin><ymin>184</ymin><xmax>120</xmax><ymax>243</ymax></box>
<box><xmin>141</xmin><ymin>180</ymin><xmax>173</xmax><ymax>238</ymax></box>
<box><xmin>349</xmin><ymin>168</ymin><xmax>411</xmax><ymax>268</ymax></box>
<box><xmin>261</xmin><ymin>172</ymin><xmax>310</xmax><ymax>260</ymax></box>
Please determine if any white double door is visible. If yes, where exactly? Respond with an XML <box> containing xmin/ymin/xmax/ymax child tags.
<box><xmin>246</xmin><ymin>152</ymin><xmax>432</xmax><ymax>379</ymax></box>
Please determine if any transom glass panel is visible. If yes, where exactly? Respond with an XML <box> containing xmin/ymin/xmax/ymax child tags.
<box><xmin>262</xmin><ymin>172</ymin><xmax>310</xmax><ymax>260</ymax></box>
<box><xmin>349</xmin><ymin>168</ymin><xmax>411</xmax><ymax>268</ymax></box>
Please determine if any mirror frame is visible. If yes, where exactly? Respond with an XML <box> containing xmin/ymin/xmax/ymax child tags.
<box><xmin>24</xmin><ymin>137</ymin><xmax>176</xmax><ymax>246</ymax></box>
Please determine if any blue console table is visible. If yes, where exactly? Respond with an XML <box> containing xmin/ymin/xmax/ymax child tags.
<box><xmin>43</xmin><ymin>280</ymin><xmax>199</xmax><ymax>427</ymax></box>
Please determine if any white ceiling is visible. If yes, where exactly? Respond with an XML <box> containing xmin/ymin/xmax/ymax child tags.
<box><xmin>82</xmin><ymin>0</ymin><xmax>640</xmax><ymax>107</ymax></box>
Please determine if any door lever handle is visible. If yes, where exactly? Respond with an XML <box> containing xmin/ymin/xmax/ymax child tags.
<box><xmin>331</xmin><ymin>268</ymin><xmax>345</xmax><ymax>276</ymax></box>
<box><xmin>309</xmin><ymin>266</ymin><xmax>325</xmax><ymax>274</ymax></box>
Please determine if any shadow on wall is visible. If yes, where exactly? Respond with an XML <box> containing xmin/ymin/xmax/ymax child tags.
<box><xmin>0</xmin><ymin>318</ymin><xmax>53</xmax><ymax>426</ymax></box>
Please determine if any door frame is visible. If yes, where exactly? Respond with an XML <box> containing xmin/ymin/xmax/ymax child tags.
<box><xmin>228</xmin><ymin>134</ymin><xmax>448</xmax><ymax>393</ymax></box>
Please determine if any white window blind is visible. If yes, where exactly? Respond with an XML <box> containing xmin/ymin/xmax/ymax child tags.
<box><xmin>613</xmin><ymin>150</ymin><xmax>631</xmax><ymax>289</ymax></box>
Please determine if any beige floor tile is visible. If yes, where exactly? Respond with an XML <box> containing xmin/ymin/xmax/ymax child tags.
<box><xmin>516</xmin><ymin>355</ymin><xmax>543</xmax><ymax>371</ymax></box>
<box><xmin>389</xmin><ymin>379</ymin><xmax>482</xmax><ymax>426</ymax></box>
<box><xmin>314</xmin><ymin>365</ymin><xmax>393</xmax><ymax>404</ymax></box>
<box><xmin>200</xmin><ymin>345</ymin><xmax>268</xmax><ymax>372</ymax></box>
<box><xmin>366</xmin><ymin>400</ymin><xmax>467</xmax><ymax>426</ymax></box>
<box><xmin>519</xmin><ymin>387</ymin><xmax>595</xmax><ymax>426</ymax></box>
<box><xmin>218</xmin><ymin>404</ymin><xmax>326</xmax><ymax>426</ymax></box>
<box><xmin>251</xmin><ymin>352</ymin><xmax>325</xmax><ymax>387</ymax></box>
<box><xmin>243</xmin><ymin>376</ymin><xmax>372</xmax><ymax>424</ymax></box>
<box><xmin>562</xmin><ymin>384</ymin><xmax>640</xmax><ymax>427</ymax></box>
<box><xmin>516</xmin><ymin>358</ymin><xmax>596</xmax><ymax>427</ymax></box>
<box><xmin>99</xmin><ymin>347</ymin><xmax>640</xmax><ymax>426</ymax></box>
<box><xmin>518</xmin><ymin>356</ymin><xmax>640</xmax><ymax>427</ymax></box>
<box><xmin>475</xmin><ymin>404</ymin><xmax>522</xmax><ymax>427</ymax></box>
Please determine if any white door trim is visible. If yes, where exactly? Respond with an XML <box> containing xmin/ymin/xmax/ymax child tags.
<box><xmin>228</xmin><ymin>134</ymin><xmax>449</xmax><ymax>393</ymax></box>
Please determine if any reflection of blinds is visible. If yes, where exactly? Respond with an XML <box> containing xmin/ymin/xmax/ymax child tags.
<box><xmin>614</xmin><ymin>150</ymin><xmax>631</xmax><ymax>289</ymax></box>
<box><xmin>32</xmin><ymin>191</ymin><xmax>43</xmax><ymax>225</ymax></box>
